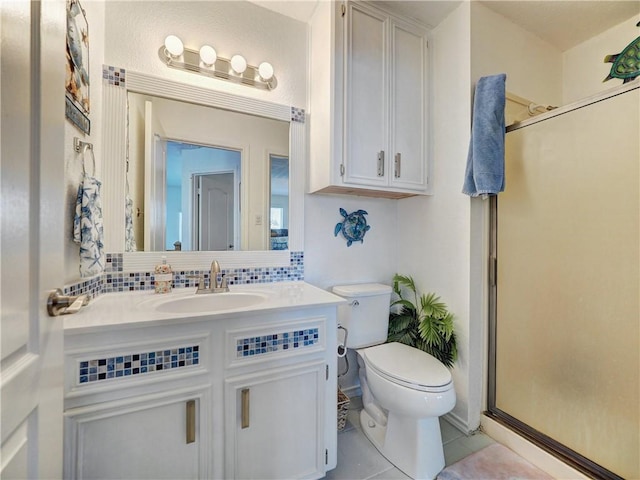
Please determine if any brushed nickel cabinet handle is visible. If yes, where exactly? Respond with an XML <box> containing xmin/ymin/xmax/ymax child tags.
<box><xmin>241</xmin><ymin>388</ymin><xmax>250</xmax><ymax>429</ymax></box>
<box><xmin>394</xmin><ymin>153</ymin><xmax>401</xmax><ymax>178</ymax></box>
<box><xmin>186</xmin><ymin>399</ymin><xmax>196</xmax><ymax>444</ymax></box>
<box><xmin>377</xmin><ymin>151</ymin><xmax>385</xmax><ymax>177</ymax></box>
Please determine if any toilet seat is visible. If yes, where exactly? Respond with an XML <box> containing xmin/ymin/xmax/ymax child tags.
<box><xmin>361</xmin><ymin>342</ymin><xmax>453</xmax><ymax>393</ymax></box>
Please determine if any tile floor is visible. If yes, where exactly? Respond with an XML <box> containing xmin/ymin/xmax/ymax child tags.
<box><xmin>326</xmin><ymin>396</ymin><xmax>495</xmax><ymax>480</ymax></box>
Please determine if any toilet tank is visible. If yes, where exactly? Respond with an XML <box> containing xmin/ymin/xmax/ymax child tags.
<box><xmin>332</xmin><ymin>283</ymin><xmax>392</xmax><ymax>348</ymax></box>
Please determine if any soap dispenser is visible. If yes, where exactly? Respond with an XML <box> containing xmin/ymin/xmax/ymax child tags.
<box><xmin>154</xmin><ymin>256</ymin><xmax>173</xmax><ymax>294</ymax></box>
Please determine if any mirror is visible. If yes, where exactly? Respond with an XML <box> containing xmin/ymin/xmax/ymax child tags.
<box><xmin>269</xmin><ymin>154</ymin><xmax>289</xmax><ymax>250</ymax></box>
<box><xmin>102</xmin><ymin>70</ymin><xmax>305</xmax><ymax>258</ymax></box>
<box><xmin>127</xmin><ymin>92</ymin><xmax>289</xmax><ymax>252</ymax></box>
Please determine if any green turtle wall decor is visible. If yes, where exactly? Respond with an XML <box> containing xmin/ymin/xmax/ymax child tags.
<box><xmin>334</xmin><ymin>208</ymin><xmax>370</xmax><ymax>246</ymax></box>
<box><xmin>603</xmin><ymin>21</ymin><xmax>640</xmax><ymax>84</ymax></box>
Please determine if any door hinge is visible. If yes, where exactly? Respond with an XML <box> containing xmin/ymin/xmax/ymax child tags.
<box><xmin>325</xmin><ymin>449</ymin><xmax>329</xmax><ymax>464</ymax></box>
<box><xmin>341</xmin><ymin>3</ymin><xmax>346</xmax><ymax>17</ymax></box>
<box><xmin>326</xmin><ymin>364</ymin><xmax>329</xmax><ymax>380</ymax></box>
<box><xmin>339</xmin><ymin>164</ymin><xmax>345</xmax><ymax>176</ymax></box>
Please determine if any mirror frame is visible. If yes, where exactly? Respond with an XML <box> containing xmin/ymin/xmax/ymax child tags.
<box><xmin>102</xmin><ymin>69</ymin><xmax>305</xmax><ymax>271</ymax></box>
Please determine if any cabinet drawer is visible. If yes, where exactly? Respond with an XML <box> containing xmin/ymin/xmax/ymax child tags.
<box><xmin>225</xmin><ymin>317</ymin><xmax>326</xmax><ymax>369</ymax></box>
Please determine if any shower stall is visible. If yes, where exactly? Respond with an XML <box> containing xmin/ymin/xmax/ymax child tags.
<box><xmin>488</xmin><ymin>82</ymin><xmax>639</xmax><ymax>480</ymax></box>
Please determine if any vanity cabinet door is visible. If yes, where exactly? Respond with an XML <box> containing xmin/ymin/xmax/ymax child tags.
<box><xmin>225</xmin><ymin>361</ymin><xmax>326</xmax><ymax>480</ymax></box>
<box><xmin>65</xmin><ymin>389</ymin><xmax>209</xmax><ymax>479</ymax></box>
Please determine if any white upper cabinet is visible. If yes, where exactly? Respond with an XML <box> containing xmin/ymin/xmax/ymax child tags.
<box><xmin>309</xmin><ymin>1</ymin><xmax>430</xmax><ymax>198</ymax></box>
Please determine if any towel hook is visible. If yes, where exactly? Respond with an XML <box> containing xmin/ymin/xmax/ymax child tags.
<box><xmin>74</xmin><ymin>137</ymin><xmax>95</xmax><ymax>176</ymax></box>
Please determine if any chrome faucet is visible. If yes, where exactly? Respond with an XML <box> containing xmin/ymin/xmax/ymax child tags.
<box><xmin>189</xmin><ymin>260</ymin><xmax>229</xmax><ymax>294</ymax></box>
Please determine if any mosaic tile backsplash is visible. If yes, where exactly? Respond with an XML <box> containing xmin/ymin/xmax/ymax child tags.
<box><xmin>236</xmin><ymin>328</ymin><xmax>320</xmax><ymax>358</ymax></box>
<box><xmin>64</xmin><ymin>251</ymin><xmax>304</xmax><ymax>299</ymax></box>
<box><xmin>78</xmin><ymin>345</ymin><xmax>199</xmax><ymax>385</ymax></box>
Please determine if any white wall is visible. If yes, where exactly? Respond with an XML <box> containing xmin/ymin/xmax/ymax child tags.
<box><xmin>563</xmin><ymin>15</ymin><xmax>639</xmax><ymax>104</ymax></box>
<box><xmin>470</xmin><ymin>2</ymin><xmax>563</xmax><ymax>107</ymax></box>
<box><xmin>396</xmin><ymin>2</ymin><xmax>474</xmax><ymax>430</ymax></box>
<box><xmin>304</xmin><ymin>194</ymin><xmax>398</xmax><ymax>290</ymax></box>
<box><xmin>104</xmin><ymin>1</ymin><xmax>307</xmax><ymax>108</ymax></box>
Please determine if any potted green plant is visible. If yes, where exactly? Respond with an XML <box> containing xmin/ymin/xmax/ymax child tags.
<box><xmin>387</xmin><ymin>274</ymin><xmax>458</xmax><ymax>368</ymax></box>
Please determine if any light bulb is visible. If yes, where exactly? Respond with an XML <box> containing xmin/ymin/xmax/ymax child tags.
<box><xmin>164</xmin><ymin>35</ymin><xmax>184</xmax><ymax>57</ymax></box>
<box><xmin>258</xmin><ymin>62</ymin><xmax>274</xmax><ymax>81</ymax></box>
<box><xmin>230</xmin><ymin>54</ymin><xmax>247</xmax><ymax>74</ymax></box>
<box><xmin>199</xmin><ymin>45</ymin><xmax>217</xmax><ymax>66</ymax></box>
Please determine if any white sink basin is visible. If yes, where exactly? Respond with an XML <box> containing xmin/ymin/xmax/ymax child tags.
<box><xmin>152</xmin><ymin>292</ymin><xmax>269</xmax><ymax>314</ymax></box>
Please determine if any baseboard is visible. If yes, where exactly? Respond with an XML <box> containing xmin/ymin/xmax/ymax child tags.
<box><xmin>443</xmin><ymin>411</ymin><xmax>470</xmax><ymax>435</ymax></box>
<box><xmin>481</xmin><ymin>414</ymin><xmax>589</xmax><ymax>480</ymax></box>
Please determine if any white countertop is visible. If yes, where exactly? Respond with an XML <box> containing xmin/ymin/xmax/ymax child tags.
<box><xmin>64</xmin><ymin>281</ymin><xmax>346</xmax><ymax>334</ymax></box>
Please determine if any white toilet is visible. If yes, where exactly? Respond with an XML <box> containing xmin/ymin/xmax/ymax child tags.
<box><xmin>333</xmin><ymin>283</ymin><xmax>456</xmax><ymax>480</ymax></box>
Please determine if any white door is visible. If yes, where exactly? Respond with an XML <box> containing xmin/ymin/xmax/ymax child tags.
<box><xmin>195</xmin><ymin>173</ymin><xmax>235</xmax><ymax>251</ymax></box>
<box><xmin>1</xmin><ymin>1</ymin><xmax>65</xmax><ymax>478</ymax></box>
<box><xmin>144</xmin><ymin>100</ymin><xmax>167</xmax><ymax>251</ymax></box>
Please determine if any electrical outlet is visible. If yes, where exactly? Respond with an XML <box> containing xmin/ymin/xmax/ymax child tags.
<box><xmin>255</xmin><ymin>214</ymin><xmax>263</xmax><ymax>225</ymax></box>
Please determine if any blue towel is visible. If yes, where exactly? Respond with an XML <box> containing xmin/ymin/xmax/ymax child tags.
<box><xmin>462</xmin><ymin>73</ymin><xmax>506</xmax><ymax>197</ymax></box>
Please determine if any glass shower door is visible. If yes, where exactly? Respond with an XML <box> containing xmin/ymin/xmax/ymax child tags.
<box><xmin>490</xmin><ymin>86</ymin><xmax>639</xmax><ymax>479</ymax></box>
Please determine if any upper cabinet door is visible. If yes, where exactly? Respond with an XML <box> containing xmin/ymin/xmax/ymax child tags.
<box><xmin>343</xmin><ymin>2</ymin><xmax>389</xmax><ymax>188</ymax></box>
<box><xmin>389</xmin><ymin>19</ymin><xmax>429</xmax><ymax>191</ymax></box>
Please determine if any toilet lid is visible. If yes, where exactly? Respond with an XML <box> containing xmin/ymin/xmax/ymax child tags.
<box><xmin>362</xmin><ymin>342</ymin><xmax>453</xmax><ymax>392</ymax></box>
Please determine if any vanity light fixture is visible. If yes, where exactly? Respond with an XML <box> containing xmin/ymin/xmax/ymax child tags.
<box><xmin>158</xmin><ymin>35</ymin><xmax>277</xmax><ymax>90</ymax></box>
<box><xmin>199</xmin><ymin>45</ymin><xmax>217</xmax><ymax>67</ymax></box>
<box><xmin>230</xmin><ymin>54</ymin><xmax>247</xmax><ymax>75</ymax></box>
<box><xmin>258</xmin><ymin>62</ymin><xmax>274</xmax><ymax>81</ymax></box>
<box><xmin>164</xmin><ymin>35</ymin><xmax>184</xmax><ymax>58</ymax></box>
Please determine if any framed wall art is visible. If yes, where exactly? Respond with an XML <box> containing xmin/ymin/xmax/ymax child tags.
<box><xmin>65</xmin><ymin>0</ymin><xmax>90</xmax><ymax>134</ymax></box>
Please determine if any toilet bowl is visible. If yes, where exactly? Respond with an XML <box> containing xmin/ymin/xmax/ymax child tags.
<box><xmin>333</xmin><ymin>284</ymin><xmax>456</xmax><ymax>480</ymax></box>
<box><xmin>357</xmin><ymin>342</ymin><xmax>456</xmax><ymax>479</ymax></box>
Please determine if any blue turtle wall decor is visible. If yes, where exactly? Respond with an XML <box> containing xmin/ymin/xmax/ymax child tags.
<box><xmin>334</xmin><ymin>208</ymin><xmax>370</xmax><ymax>246</ymax></box>
<box><xmin>603</xmin><ymin>21</ymin><xmax>640</xmax><ymax>84</ymax></box>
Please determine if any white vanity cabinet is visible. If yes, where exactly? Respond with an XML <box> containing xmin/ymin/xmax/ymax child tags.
<box><xmin>223</xmin><ymin>315</ymin><xmax>331</xmax><ymax>479</ymax></box>
<box><xmin>63</xmin><ymin>289</ymin><xmax>339</xmax><ymax>480</ymax></box>
<box><xmin>63</xmin><ymin>326</ymin><xmax>213</xmax><ymax>479</ymax></box>
<box><xmin>309</xmin><ymin>1</ymin><xmax>430</xmax><ymax>198</ymax></box>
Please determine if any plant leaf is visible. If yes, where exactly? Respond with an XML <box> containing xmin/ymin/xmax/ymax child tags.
<box><xmin>420</xmin><ymin>292</ymin><xmax>447</xmax><ymax>319</ymax></box>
